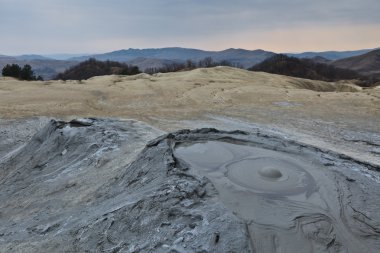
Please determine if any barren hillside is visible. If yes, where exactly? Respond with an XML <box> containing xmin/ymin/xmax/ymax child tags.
<box><xmin>0</xmin><ymin>66</ymin><xmax>377</xmax><ymax>121</ymax></box>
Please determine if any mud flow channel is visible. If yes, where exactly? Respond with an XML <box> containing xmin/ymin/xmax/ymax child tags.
<box><xmin>174</xmin><ymin>140</ymin><xmax>379</xmax><ymax>252</ymax></box>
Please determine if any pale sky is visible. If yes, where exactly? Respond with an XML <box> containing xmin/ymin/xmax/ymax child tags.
<box><xmin>0</xmin><ymin>0</ymin><xmax>379</xmax><ymax>55</ymax></box>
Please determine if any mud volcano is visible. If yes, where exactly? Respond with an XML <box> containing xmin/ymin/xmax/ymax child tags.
<box><xmin>0</xmin><ymin>120</ymin><xmax>379</xmax><ymax>253</ymax></box>
<box><xmin>172</xmin><ymin>131</ymin><xmax>380</xmax><ymax>252</ymax></box>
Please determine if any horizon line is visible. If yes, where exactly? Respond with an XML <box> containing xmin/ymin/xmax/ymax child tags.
<box><xmin>2</xmin><ymin>45</ymin><xmax>379</xmax><ymax>57</ymax></box>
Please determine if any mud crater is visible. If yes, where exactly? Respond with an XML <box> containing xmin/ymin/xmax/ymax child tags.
<box><xmin>171</xmin><ymin>133</ymin><xmax>380</xmax><ymax>253</ymax></box>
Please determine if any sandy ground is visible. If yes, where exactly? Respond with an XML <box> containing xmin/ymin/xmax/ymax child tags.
<box><xmin>0</xmin><ymin>66</ymin><xmax>379</xmax><ymax>163</ymax></box>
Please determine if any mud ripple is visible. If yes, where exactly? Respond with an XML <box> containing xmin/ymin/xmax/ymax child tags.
<box><xmin>174</xmin><ymin>139</ymin><xmax>380</xmax><ymax>253</ymax></box>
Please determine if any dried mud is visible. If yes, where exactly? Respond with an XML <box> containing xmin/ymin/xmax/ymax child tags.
<box><xmin>0</xmin><ymin>119</ymin><xmax>379</xmax><ymax>252</ymax></box>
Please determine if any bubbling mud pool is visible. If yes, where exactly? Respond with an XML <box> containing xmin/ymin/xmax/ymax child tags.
<box><xmin>174</xmin><ymin>140</ymin><xmax>379</xmax><ymax>252</ymax></box>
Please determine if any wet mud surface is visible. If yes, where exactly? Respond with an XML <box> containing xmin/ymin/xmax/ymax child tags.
<box><xmin>0</xmin><ymin>118</ymin><xmax>379</xmax><ymax>252</ymax></box>
<box><xmin>175</xmin><ymin>140</ymin><xmax>380</xmax><ymax>252</ymax></box>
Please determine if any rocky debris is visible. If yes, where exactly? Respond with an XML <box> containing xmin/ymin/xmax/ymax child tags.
<box><xmin>0</xmin><ymin>119</ymin><xmax>379</xmax><ymax>252</ymax></box>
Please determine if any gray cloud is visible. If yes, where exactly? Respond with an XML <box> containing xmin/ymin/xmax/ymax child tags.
<box><xmin>0</xmin><ymin>0</ymin><xmax>379</xmax><ymax>54</ymax></box>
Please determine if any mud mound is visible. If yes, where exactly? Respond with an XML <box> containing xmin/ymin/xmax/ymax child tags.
<box><xmin>0</xmin><ymin>119</ymin><xmax>379</xmax><ymax>252</ymax></box>
<box><xmin>0</xmin><ymin>119</ymin><xmax>249</xmax><ymax>252</ymax></box>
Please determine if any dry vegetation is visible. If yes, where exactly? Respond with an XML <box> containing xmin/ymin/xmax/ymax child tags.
<box><xmin>1</xmin><ymin>67</ymin><xmax>379</xmax><ymax>133</ymax></box>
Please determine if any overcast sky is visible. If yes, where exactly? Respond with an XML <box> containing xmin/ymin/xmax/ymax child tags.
<box><xmin>1</xmin><ymin>0</ymin><xmax>379</xmax><ymax>55</ymax></box>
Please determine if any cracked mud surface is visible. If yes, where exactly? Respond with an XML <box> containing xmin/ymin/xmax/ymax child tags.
<box><xmin>0</xmin><ymin>118</ymin><xmax>379</xmax><ymax>252</ymax></box>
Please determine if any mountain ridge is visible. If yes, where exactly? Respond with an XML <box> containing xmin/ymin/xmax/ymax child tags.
<box><xmin>332</xmin><ymin>49</ymin><xmax>380</xmax><ymax>77</ymax></box>
<box><xmin>287</xmin><ymin>48</ymin><xmax>378</xmax><ymax>60</ymax></box>
<box><xmin>1</xmin><ymin>47</ymin><xmax>379</xmax><ymax>79</ymax></box>
<box><xmin>69</xmin><ymin>47</ymin><xmax>276</xmax><ymax>68</ymax></box>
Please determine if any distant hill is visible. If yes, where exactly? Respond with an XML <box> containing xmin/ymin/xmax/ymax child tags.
<box><xmin>125</xmin><ymin>57</ymin><xmax>179</xmax><ymax>72</ymax></box>
<box><xmin>15</xmin><ymin>55</ymin><xmax>53</xmax><ymax>61</ymax></box>
<box><xmin>0</xmin><ymin>56</ymin><xmax>76</xmax><ymax>80</ymax></box>
<box><xmin>1</xmin><ymin>47</ymin><xmax>378</xmax><ymax>79</ymax></box>
<box><xmin>212</xmin><ymin>48</ymin><xmax>275</xmax><ymax>68</ymax></box>
<box><xmin>287</xmin><ymin>48</ymin><xmax>376</xmax><ymax>60</ymax></box>
<box><xmin>249</xmin><ymin>54</ymin><xmax>370</xmax><ymax>85</ymax></box>
<box><xmin>70</xmin><ymin>47</ymin><xmax>275</xmax><ymax>68</ymax></box>
<box><xmin>309</xmin><ymin>56</ymin><xmax>331</xmax><ymax>64</ymax></box>
<box><xmin>331</xmin><ymin>49</ymin><xmax>380</xmax><ymax>77</ymax></box>
<box><xmin>44</xmin><ymin>53</ymin><xmax>91</xmax><ymax>60</ymax></box>
<box><xmin>54</xmin><ymin>58</ymin><xmax>141</xmax><ymax>80</ymax></box>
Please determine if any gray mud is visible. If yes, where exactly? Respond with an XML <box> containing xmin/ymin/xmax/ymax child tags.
<box><xmin>175</xmin><ymin>141</ymin><xmax>380</xmax><ymax>252</ymax></box>
<box><xmin>171</xmin><ymin>131</ymin><xmax>380</xmax><ymax>252</ymax></box>
<box><xmin>0</xmin><ymin>119</ymin><xmax>379</xmax><ymax>252</ymax></box>
<box><xmin>0</xmin><ymin>119</ymin><xmax>249</xmax><ymax>252</ymax></box>
<box><xmin>0</xmin><ymin>117</ymin><xmax>50</xmax><ymax>159</ymax></box>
